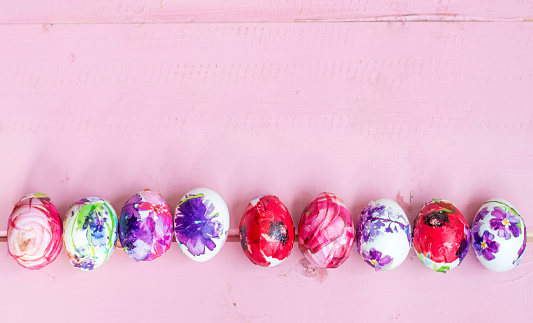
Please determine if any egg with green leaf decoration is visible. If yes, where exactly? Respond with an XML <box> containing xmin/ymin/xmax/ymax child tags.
<box><xmin>63</xmin><ymin>197</ymin><xmax>118</xmax><ymax>271</ymax></box>
<box><xmin>471</xmin><ymin>199</ymin><xmax>526</xmax><ymax>272</ymax></box>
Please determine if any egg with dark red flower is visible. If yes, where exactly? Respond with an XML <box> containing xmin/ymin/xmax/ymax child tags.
<box><xmin>412</xmin><ymin>199</ymin><xmax>470</xmax><ymax>273</ymax></box>
<box><xmin>239</xmin><ymin>195</ymin><xmax>295</xmax><ymax>267</ymax></box>
<box><xmin>174</xmin><ymin>188</ymin><xmax>230</xmax><ymax>262</ymax></box>
<box><xmin>471</xmin><ymin>198</ymin><xmax>526</xmax><ymax>272</ymax></box>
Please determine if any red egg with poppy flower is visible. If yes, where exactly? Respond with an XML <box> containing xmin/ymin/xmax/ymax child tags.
<box><xmin>412</xmin><ymin>198</ymin><xmax>470</xmax><ymax>273</ymax></box>
<box><xmin>239</xmin><ymin>195</ymin><xmax>295</xmax><ymax>267</ymax></box>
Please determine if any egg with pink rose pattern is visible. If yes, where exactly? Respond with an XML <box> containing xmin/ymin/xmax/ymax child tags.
<box><xmin>7</xmin><ymin>193</ymin><xmax>63</xmax><ymax>269</ymax></box>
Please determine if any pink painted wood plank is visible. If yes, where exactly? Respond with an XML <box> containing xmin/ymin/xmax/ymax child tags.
<box><xmin>0</xmin><ymin>22</ymin><xmax>532</xmax><ymax>321</ymax></box>
<box><xmin>0</xmin><ymin>240</ymin><xmax>532</xmax><ymax>322</ymax></box>
<box><xmin>1</xmin><ymin>22</ymin><xmax>532</xmax><ymax>232</ymax></box>
<box><xmin>1</xmin><ymin>0</ymin><xmax>533</xmax><ymax>23</ymax></box>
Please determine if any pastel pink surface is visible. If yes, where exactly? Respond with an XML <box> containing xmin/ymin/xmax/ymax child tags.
<box><xmin>1</xmin><ymin>2</ymin><xmax>533</xmax><ymax>322</ymax></box>
<box><xmin>1</xmin><ymin>0</ymin><xmax>533</xmax><ymax>23</ymax></box>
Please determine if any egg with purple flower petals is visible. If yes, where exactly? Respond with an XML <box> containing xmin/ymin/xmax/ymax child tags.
<box><xmin>356</xmin><ymin>199</ymin><xmax>411</xmax><ymax>271</ymax></box>
<box><xmin>471</xmin><ymin>198</ymin><xmax>526</xmax><ymax>272</ymax></box>
<box><xmin>119</xmin><ymin>189</ymin><xmax>173</xmax><ymax>262</ymax></box>
<box><xmin>174</xmin><ymin>188</ymin><xmax>230</xmax><ymax>262</ymax></box>
<box><xmin>63</xmin><ymin>197</ymin><xmax>118</xmax><ymax>271</ymax></box>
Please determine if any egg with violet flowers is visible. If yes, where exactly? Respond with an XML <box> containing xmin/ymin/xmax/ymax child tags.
<box><xmin>119</xmin><ymin>189</ymin><xmax>173</xmax><ymax>262</ymax></box>
<box><xmin>356</xmin><ymin>198</ymin><xmax>411</xmax><ymax>271</ymax></box>
<box><xmin>63</xmin><ymin>197</ymin><xmax>118</xmax><ymax>271</ymax></box>
<box><xmin>174</xmin><ymin>188</ymin><xmax>230</xmax><ymax>262</ymax></box>
<box><xmin>471</xmin><ymin>198</ymin><xmax>526</xmax><ymax>272</ymax></box>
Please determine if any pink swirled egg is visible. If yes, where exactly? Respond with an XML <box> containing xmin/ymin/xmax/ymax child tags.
<box><xmin>298</xmin><ymin>192</ymin><xmax>354</xmax><ymax>268</ymax></box>
<box><xmin>7</xmin><ymin>193</ymin><xmax>63</xmax><ymax>269</ymax></box>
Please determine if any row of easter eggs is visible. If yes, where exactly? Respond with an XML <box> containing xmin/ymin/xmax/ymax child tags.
<box><xmin>6</xmin><ymin>190</ymin><xmax>527</xmax><ymax>272</ymax></box>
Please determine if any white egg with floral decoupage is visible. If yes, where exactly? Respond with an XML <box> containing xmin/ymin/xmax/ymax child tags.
<box><xmin>356</xmin><ymin>199</ymin><xmax>411</xmax><ymax>271</ymax></box>
<box><xmin>63</xmin><ymin>197</ymin><xmax>118</xmax><ymax>271</ymax></box>
<box><xmin>174</xmin><ymin>188</ymin><xmax>230</xmax><ymax>262</ymax></box>
<box><xmin>471</xmin><ymin>198</ymin><xmax>527</xmax><ymax>272</ymax></box>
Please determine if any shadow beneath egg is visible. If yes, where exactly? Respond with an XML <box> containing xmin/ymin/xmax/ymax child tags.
<box><xmin>295</xmin><ymin>258</ymin><xmax>328</xmax><ymax>283</ymax></box>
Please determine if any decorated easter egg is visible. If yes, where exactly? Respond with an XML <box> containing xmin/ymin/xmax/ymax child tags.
<box><xmin>240</xmin><ymin>195</ymin><xmax>295</xmax><ymax>267</ymax></box>
<box><xmin>471</xmin><ymin>199</ymin><xmax>527</xmax><ymax>272</ymax></box>
<box><xmin>7</xmin><ymin>193</ymin><xmax>63</xmax><ymax>270</ymax></box>
<box><xmin>413</xmin><ymin>199</ymin><xmax>470</xmax><ymax>273</ymax></box>
<box><xmin>119</xmin><ymin>189</ymin><xmax>173</xmax><ymax>262</ymax></box>
<box><xmin>298</xmin><ymin>192</ymin><xmax>354</xmax><ymax>268</ymax></box>
<box><xmin>63</xmin><ymin>197</ymin><xmax>118</xmax><ymax>271</ymax></box>
<box><xmin>356</xmin><ymin>199</ymin><xmax>411</xmax><ymax>271</ymax></box>
<box><xmin>174</xmin><ymin>188</ymin><xmax>230</xmax><ymax>262</ymax></box>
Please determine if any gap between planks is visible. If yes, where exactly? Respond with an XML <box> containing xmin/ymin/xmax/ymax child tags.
<box><xmin>0</xmin><ymin>233</ymin><xmax>240</xmax><ymax>244</ymax></box>
<box><xmin>0</xmin><ymin>15</ymin><xmax>531</xmax><ymax>25</ymax></box>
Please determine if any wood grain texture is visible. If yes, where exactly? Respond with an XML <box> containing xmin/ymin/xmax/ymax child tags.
<box><xmin>1</xmin><ymin>0</ymin><xmax>533</xmax><ymax>23</ymax></box>
<box><xmin>1</xmin><ymin>23</ymin><xmax>532</xmax><ymax>228</ymax></box>
<box><xmin>0</xmin><ymin>241</ymin><xmax>532</xmax><ymax>322</ymax></box>
<box><xmin>1</xmin><ymin>7</ymin><xmax>533</xmax><ymax>323</ymax></box>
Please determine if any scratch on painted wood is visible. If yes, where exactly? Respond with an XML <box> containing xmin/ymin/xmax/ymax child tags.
<box><xmin>1</xmin><ymin>0</ymin><xmax>533</xmax><ymax>24</ymax></box>
<box><xmin>295</xmin><ymin>14</ymin><xmax>529</xmax><ymax>23</ymax></box>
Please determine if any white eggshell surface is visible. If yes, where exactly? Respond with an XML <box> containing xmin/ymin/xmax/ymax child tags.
<box><xmin>174</xmin><ymin>188</ymin><xmax>230</xmax><ymax>262</ymax></box>
<box><xmin>471</xmin><ymin>198</ymin><xmax>527</xmax><ymax>272</ymax></box>
<box><xmin>356</xmin><ymin>198</ymin><xmax>411</xmax><ymax>271</ymax></box>
<box><xmin>63</xmin><ymin>197</ymin><xmax>118</xmax><ymax>271</ymax></box>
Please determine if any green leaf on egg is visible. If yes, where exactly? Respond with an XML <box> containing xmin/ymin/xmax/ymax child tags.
<box><xmin>76</xmin><ymin>203</ymin><xmax>93</xmax><ymax>230</ymax></box>
<box><xmin>487</xmin><ymin>200</ymin><xmax>520</xmax><ymax>217</ymax></box>
<box><xmin>179</xmin><ymin>193</ymin><xmax>206</xmax><ymax>206</ymax></box>
<box><xmin>435</xmin><ymin>265</ymin><xmax>450</xmax><ymax>273</ymax></box>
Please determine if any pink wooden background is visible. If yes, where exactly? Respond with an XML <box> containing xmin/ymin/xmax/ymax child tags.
<box><xmin>1</xmin><ymin>1</ymin><xmax>533</xmax><ymax>322</ymax></box>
